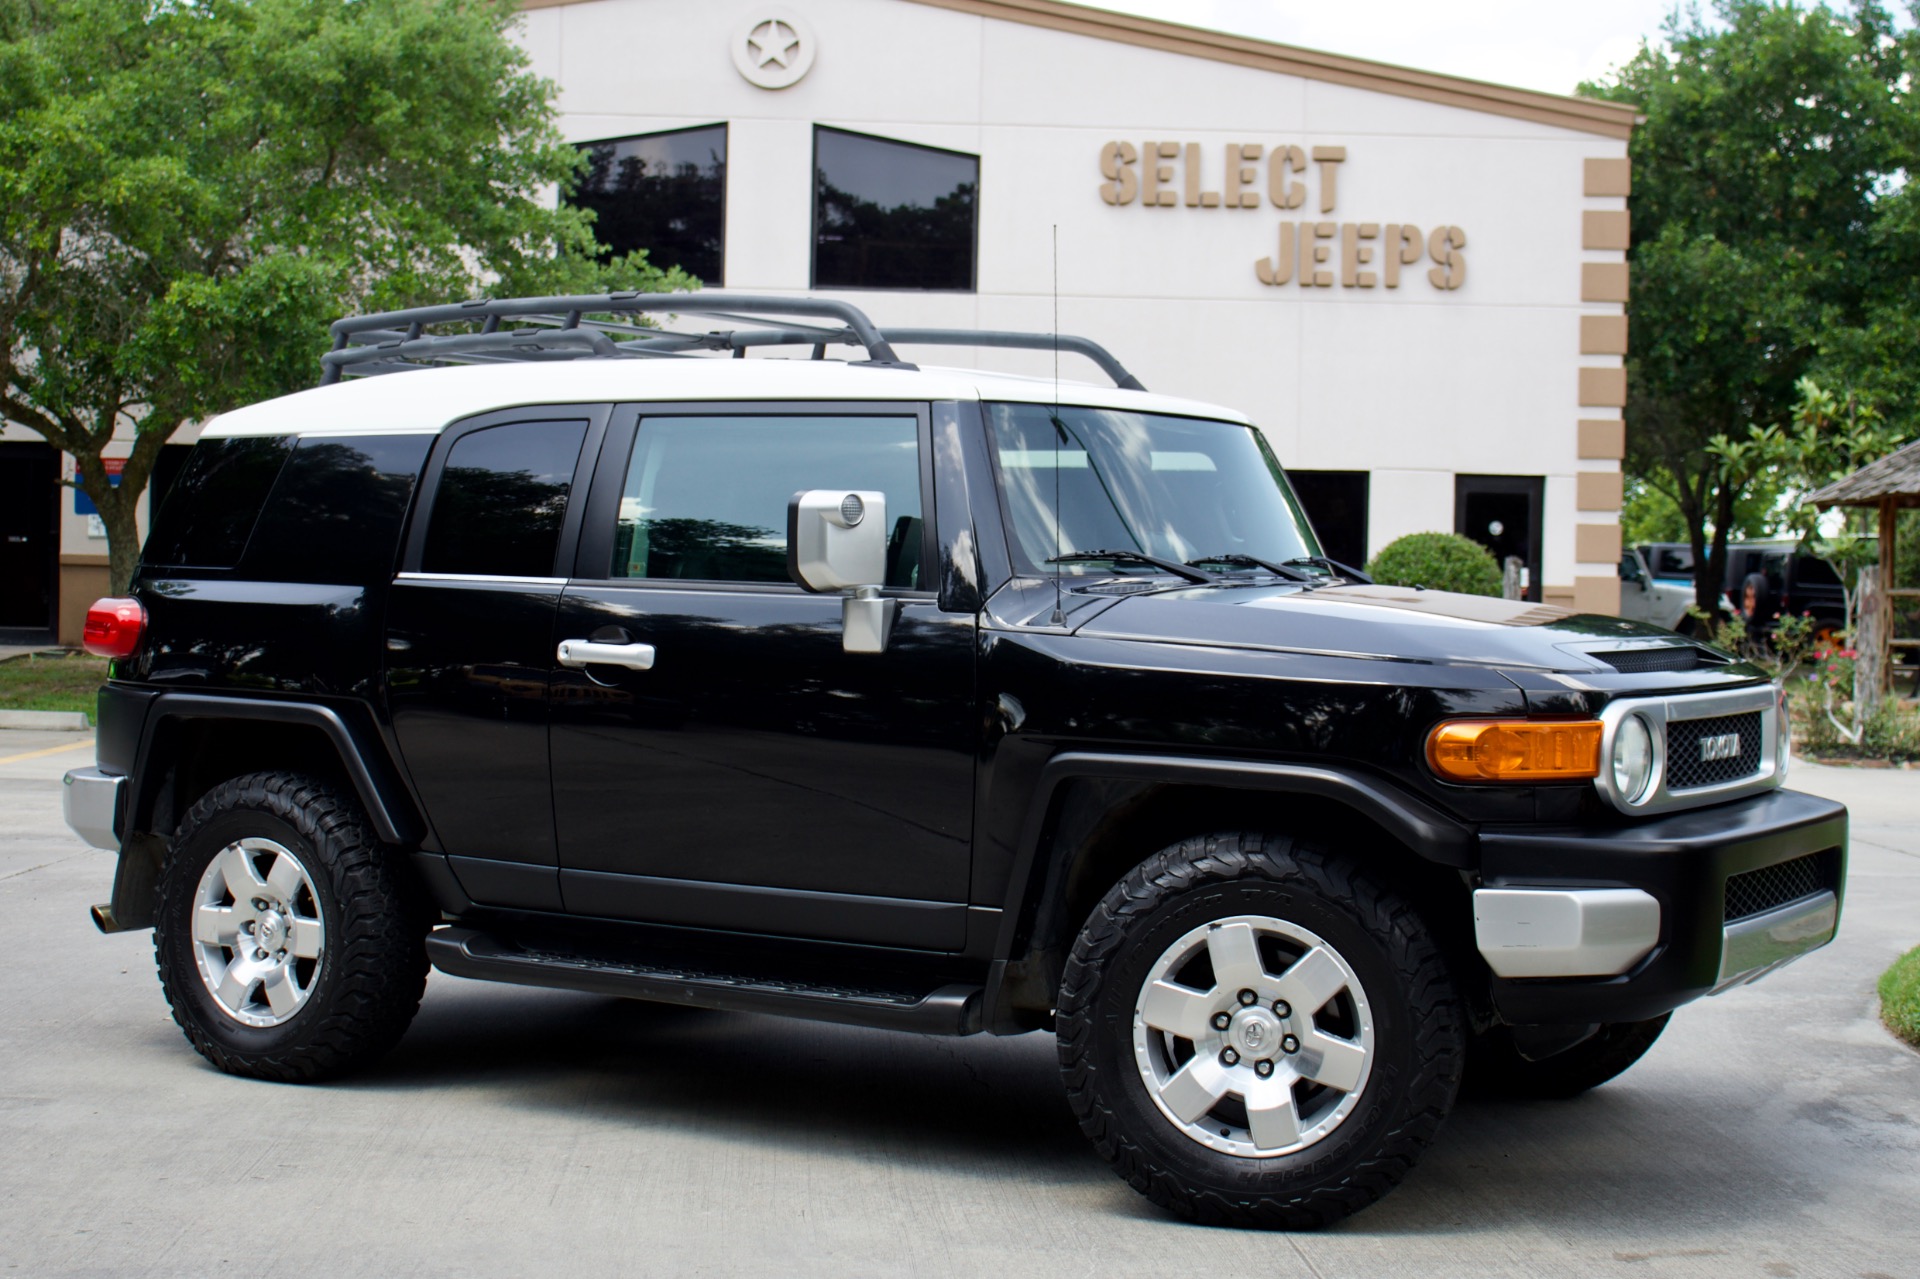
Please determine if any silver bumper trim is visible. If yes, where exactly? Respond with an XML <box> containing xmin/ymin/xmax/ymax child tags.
<box><xmin>62</xmin><ymin>767</ymin><xmax>124</xmax><ymax>852</ymax></box>
<box><xmin>1473</xmin><ymin>887</ymin><xmax>1661</xmax><ymax>979</ymax></box>
<box><xmin>1713</xmin><ymin>890</ymin><xmax>1838</xmax><ymax>993</ymax></box>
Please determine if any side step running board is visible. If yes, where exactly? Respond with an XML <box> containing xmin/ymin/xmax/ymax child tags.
<box><xmin>426</xmin><ymin>927</ymin><xmax>984</xmax><ymax>1036</ymax></box>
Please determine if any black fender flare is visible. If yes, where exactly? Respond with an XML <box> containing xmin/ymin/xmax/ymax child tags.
<box><xmin>982</xmin><ymin>751</ymin><xmax>1473</xmax><ymax>1030</ymax></box>
<box><xmin>130</xmin><ymin>693</ymin><xmax>425</xmax><ymax>846</ymax></box>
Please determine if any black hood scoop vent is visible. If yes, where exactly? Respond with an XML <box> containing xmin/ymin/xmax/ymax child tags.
<box><xmin>1589</xmin><ymin>644</ymin><xmax>1727</xmax><ymax>674</ymax></box>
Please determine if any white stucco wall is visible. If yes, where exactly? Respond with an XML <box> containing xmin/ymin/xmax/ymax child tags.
<box><xmin>520</xmin><ymin>0</ymin><xmax>1627</xmax><ymax>600</ymax></box>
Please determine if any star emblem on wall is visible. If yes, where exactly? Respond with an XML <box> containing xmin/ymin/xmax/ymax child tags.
<box><xmin>732</xmin><ymin>10</ymin><xmax>816</xmax><ymax>89</ymax></box>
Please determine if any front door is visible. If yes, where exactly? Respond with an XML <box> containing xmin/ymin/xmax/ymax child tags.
<box><xmin>1455</xmin><ymin>474</ymin><xmax>1544</xmax><ymax>602</ymax></box>
<box><xmin>549</xmin><ymin>405</ymin><xmax>976</xmax><ymax>950</ymax></box>
<box><xmin>0</xmin><ymin>443</ymin><xmax>57</xmax><ymax>635</ymax></box>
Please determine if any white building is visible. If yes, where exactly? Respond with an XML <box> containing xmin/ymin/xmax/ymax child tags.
<box><xmin>0</xmin><ymin>0</ymin><xmax>1634</xmax><ymax>643</ymax></box>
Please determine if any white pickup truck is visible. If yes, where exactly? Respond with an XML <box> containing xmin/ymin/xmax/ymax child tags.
<box><xmin>1617</xmin><ymin>546</ymin><xmax>1696</xmax><ymax>632</ymax></box>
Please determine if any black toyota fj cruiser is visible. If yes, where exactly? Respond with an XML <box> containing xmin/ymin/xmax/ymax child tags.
<box><xmin>65</xmin><ymin>294</ymin><xmax>1847</xmax><ymax>1229</ymax></box>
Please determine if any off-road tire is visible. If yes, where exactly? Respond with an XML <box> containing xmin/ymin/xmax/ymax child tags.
<box><xmin>1057</xmin><ymin>832</ymin><xmax>1464</xmax><ymax>1230</ymax></box>
<box><xmin>1465</xmin><ymin>1014</ymin><xmax>1670</xmax><ymax>1100</ymax></box>
<box><xmin>154</xmin><ymin>772</ymin><xmax>428</xmax><ymax>1082</ymax></box>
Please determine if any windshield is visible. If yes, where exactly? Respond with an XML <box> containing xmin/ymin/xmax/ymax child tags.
<box><xmin>984</xmin><ymin>403</ymin><xmax>1320</xmax><ymax>577</ymax></box>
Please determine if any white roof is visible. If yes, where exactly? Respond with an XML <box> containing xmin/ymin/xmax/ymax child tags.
<box><xmin>202</xmin><ymin>357</ymin><xmax>1251</xmax><ymax>438</ymax></box>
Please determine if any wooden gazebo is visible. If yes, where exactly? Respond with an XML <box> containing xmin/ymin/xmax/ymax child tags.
<box><xmin>1806</xmin><ymin>437</ymin><xmax>1920</xmax><ymax>696</ymax></box>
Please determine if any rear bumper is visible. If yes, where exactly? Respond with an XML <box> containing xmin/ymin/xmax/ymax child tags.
<box><xmin>1476</xmin><ymin>787</ymin><xmax>1847</xmax><ymax>1025</ymax></box>
<box><xmin>63</xmin><ymin>766</ymin><xmax>125</xmax><ymax>852</ymax></box>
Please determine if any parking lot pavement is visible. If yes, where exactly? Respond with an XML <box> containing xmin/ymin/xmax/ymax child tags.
<box><xmin>0</xmin><ymin>741</ymin><xmax>1914</xmax><ymax>1279</ymax></box>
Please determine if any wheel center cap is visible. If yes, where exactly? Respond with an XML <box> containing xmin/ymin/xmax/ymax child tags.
<box><xmin>257</xmin><ymin>911</ymin><xmax>284</xmax><ymax>948</ymax></box>
<box><xmin>1230</xmin><ymin>1008</ymin><xmax>1280</xmax><ymax>1059</ymax></box>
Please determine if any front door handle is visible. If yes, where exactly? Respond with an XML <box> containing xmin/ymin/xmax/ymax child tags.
<box><xmin>556</xmin><ymin>639</ymin><xmax>656</xmax><ymax>671</ymax></box>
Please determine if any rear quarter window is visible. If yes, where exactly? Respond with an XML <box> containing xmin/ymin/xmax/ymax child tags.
<box><xmin>141</xmin><ymin>436</ymin><xmax>294</xmax><ymax>569</ymax></box>
<box><xmin>240</xmin><ymin>435</ymin><xmax>434</xmax><ymax>584</ymax></box>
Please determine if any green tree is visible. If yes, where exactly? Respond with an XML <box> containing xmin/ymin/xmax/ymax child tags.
<box><xmin>0</xmin><ymin>0</ymin><xmax>692</xmax><ymax>593</ymax></box>
<box><xmin>1583</xmin><ymin>0</ymin><xmax>1919</xmax><ymax>614</ymax></box>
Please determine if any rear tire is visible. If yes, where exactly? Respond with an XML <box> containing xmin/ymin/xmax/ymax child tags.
<box><xmin>1465</xmin><ymin>1015</ymin><xmax>1670</xmax><ymax>1100</ymax></box>
<box><xmin>154</xmin><ymin>772</ymin><xmax>427</xmax><ymax>1082</ymax></box>
<box><xmin>1057</xmin><ymin>832</ymin><xmax>1464</xmax><ymax>1230</ymax></box>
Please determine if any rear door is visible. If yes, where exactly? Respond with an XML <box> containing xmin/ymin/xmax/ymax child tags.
<box><xmin>548</xmin><ymin>403</ymin><xmax>976</xmax><ymax>950</ymax></box>
<box><xmin>385</xmin><ymin>407</ymin><xmax>605</xmax><ymax>911</ymax></box>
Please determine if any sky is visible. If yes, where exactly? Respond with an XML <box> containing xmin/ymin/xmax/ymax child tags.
<box><xmin>1087</xmin><ymin>0</ymin><xmax>1687</xmax><ymax>97</ymax></box>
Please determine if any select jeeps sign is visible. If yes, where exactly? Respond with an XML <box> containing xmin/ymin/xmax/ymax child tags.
<box><xmin>1096</xmin><ymin>141</ymin><xmax>1467</xmax><ymax>291</ymax></box>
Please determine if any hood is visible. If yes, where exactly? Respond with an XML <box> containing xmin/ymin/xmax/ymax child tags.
<box><xmin>1071</xmin><ymin>581</ymin><xmax>1725</xmax><ymax>676</ymax></box>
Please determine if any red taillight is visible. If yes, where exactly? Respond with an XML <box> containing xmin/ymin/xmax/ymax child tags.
<box><xmin>82</xmin><ymin>597</ymin><xmax>146</xmax><ymax>659</ymax></box>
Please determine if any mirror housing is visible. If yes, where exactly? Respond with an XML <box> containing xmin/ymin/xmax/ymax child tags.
<box><xmin>788</xmin><ymin>489</ymin><xmax>896</xmax><ymax>654</ymax></box>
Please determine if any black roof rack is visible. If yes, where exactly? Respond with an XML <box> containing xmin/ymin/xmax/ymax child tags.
<box><xmin>318</xmin><ymin>292</ymin><xmax>1147</xmax><ymax>391</ymax></box>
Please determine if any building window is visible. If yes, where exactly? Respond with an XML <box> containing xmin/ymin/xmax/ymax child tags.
<box><xmin>1287</xmin><ymin>470</ymin><xmax>1371</xmax><ymax>572</ymax></box>
<box><xmin>813</xmin><ymin>126</ymin><xmax>977</xmax><ymax>291</ymax></box>
<box><xmin>572</xmin><ymin>124</ymin><xmax>727</xmax><ymax>284</ymax></box>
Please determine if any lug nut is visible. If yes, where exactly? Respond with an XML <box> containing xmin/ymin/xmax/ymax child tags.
<box><xmin>1272</xmin><ymin>1000</ymin><xmax>1291</xmax><ymax>1018</ymax></box>
<box><xmin>1237</xmin><ymin>989</ymin><xmax>1258</xmax><ymax>1006</ymax></box>
<box><xmin>1282</xmin><ymin>1034</ymin><xmax>1301</xmax><ymax>1055</ymax></box>
<box><xmin>1221</xmin><ymin>1047</ymin><xmax>1240</xmax><ymax>1066</ymax></box>
<box><xmin>1255</xmin><ymin>1060</ymin><xmax>1275</xmax><ymax>1078</ymax></box>
<box><xmin>254</xmin><ymin>948</ymin><xmax>268</xmax><ymax>961</ymax></box>
<box><xmin>1211</xmin><ymin>1012</ymin><xmax>1232</xmax><ymax>1031</ymax></box>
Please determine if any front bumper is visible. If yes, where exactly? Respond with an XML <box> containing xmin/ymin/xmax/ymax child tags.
<box><xmin>1476</xmin><ymin>787</ymin><xmax>1847</xmax><ymax>1025</ymax></box>
<box><xmin>63</xmin><ymin>766</ymin><xmax>125</xmax><ymax>852</ymax></box>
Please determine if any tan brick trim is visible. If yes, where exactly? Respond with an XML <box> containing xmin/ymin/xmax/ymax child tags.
<box><xmin>1575</xmin><ymin>522</ymin><xmax>1622</xmax><ymax>563</ymax></box>
<box><xmin>1578</xmin><ymin>367</ymin><xmax>1628</xmax><ymax>407</ymax></box>
<box><xmin>1577</xmin><ymin>471</ymin><xmax>1624</xmax><ymax>511</ymax></box>
<box><xmin>1582</xmin><ymin>209</ymin><xmax>1630</xmax><ymax>250</ymax></box>
<box><xmin>518</xmin><ymin>0</ymin><xmax>1643</xmax><ymax>139</ymax></box>
<box><xmin>58</xmin><ymin>553</ymin><xmax>111</xmax><ymax>567</ymax></box>
<box><xmin>1579</xmin><ymin>314</ymin><xmax>1628</xmax><ymax>355</ymax></box>
<box><xmin>1574</xmin><ymin>575</ymin><xmax>1622</xmax><ymax>614</ymax></box>
<box><xmin>1577</xmin><ymin>419</ymin><xmax>1625</xmax><ymax>460</ymax></box>
<box><xmin>1581</xmin><ymin>262</ymin><xmax>1629</xmax><ymax>302</ymax></box>
<box><xmin>1542</xmin><ymin>585</ymin><xmax>1577</xmax><ymax>608</ymax></box>
<box><xmin>1583</xmin><ymin>157</ymin><xmax>1632</xmax><ymax>196</ymax></box>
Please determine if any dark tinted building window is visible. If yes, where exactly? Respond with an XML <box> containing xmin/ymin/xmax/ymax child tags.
<box><xmin>1287</xmin><ymin>470</ymin><xmax>1371</xmax><ymax>571</ymax></box>
<box><xmin>142</xmin><ymin>436</ymin><xmax>294</xmax><ymax>569</ymax></box>
<box><xmin>572</xmin><ymin>125</ymin><xmax>726</xmax><ymax>283</ymax></box>
<box><xmin>242</xmin><ymin>435</ymin><xmax>433</xmax><ymax>584</ymax></box>
<box><xmin>612</xmin><ymin>416</ymin><xmax>923</xmax><ymax>587</ymax></box>
<box><xmin>422</xmin><ymin>421</ymin><xmax>588</xmax><ymax>579</ymax></box>
<box><xmin>813</xmin><ymin>127</ymin><xmax>977</xmax><ymax>291</ymax></box>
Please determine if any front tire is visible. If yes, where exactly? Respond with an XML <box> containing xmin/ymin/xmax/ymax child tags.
<box><xmin>1057</xmin><ymin>833</ymin><xmax>1464</xmax><ymax>1230</ymax></box>
<box><xmin>154</xmin><ymin>772</ymin><xmax>428</xmax><ymax>1082</ymax></box>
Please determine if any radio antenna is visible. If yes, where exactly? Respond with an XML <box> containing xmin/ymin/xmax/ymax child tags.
<box><xmin>1049</xmin><ymin>223</ymin><xmax>1066</xmax><ymax>628</ymax></box>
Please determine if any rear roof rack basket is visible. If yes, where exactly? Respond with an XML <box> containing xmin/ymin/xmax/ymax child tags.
<box><xmin>319</xmin><ymin>292</ymin><xmax>1146</xmax><ymax>391</ymax></box>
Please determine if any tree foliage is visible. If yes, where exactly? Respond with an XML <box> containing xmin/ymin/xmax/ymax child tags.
<box><xmin>0</xmin><ymin>0</ymin><xmax>692</xmax><ymax>593</ymax></box>
<box><xmin>1583</xmin><ymin>0</ymin><xmax>1920</xmax><ymax>612</ymax></box>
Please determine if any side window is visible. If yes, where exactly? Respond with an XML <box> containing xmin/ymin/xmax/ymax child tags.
<box><xmin>612</xmin><ymin>415</ymin><xmax>923</xmax><ymax>588</ymax></box>
<box><xmin>422</xmin><ymin>421</ymin><xmax>588</xmax><ymax>578</ymax></box>
<box><xmin>242</xmin><ymin>434</ymin><xmax>432</xmax><ymax>584</ymax></box>
<box><xmin>142</xmin><ymin>435</ymin><xmax>294</xmax><ymax>569</ymax></box>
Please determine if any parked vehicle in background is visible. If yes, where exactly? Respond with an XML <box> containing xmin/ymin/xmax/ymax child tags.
<box><xmin>1638</xmin><ymin>542</ymin><xmax>1696</xmax><ymax>583</ymax></box>
<box><xmin>1618</xmin><ymin>547</ymin><xmax>1696</xmax><ymax>633</ymax></box>
<box><xmin>1724</xmin><ymin>542</ymin><xmax>1848</xmax><ymax>647</ymax></box>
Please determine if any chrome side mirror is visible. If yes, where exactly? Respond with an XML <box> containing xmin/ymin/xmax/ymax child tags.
<box><xmin>788</xmin><ymin>489</ymin><xmax>895</xmax><ymax>654</ymax></box>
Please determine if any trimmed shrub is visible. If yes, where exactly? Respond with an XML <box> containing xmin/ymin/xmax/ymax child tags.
<box><xmin>1365</xmin><ymin>532</ymin><xmax>1504</xmax><ymax>598</ymax></box>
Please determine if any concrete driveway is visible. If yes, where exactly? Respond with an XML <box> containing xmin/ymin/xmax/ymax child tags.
<box><xmin>1</xmin><ymin>728</ymin><xmax>1914</xmax><ymax>1278</ymax></box>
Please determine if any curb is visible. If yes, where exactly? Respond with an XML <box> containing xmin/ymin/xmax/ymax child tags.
<box><xmin>0</xmin><ymin>710</ymin><xmax>92</xmax><ymax>731</ymax></box>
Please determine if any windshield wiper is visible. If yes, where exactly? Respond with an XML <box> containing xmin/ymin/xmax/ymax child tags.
<box><xmin>1046</xmin><ymin>549</ymin><xmax>1219</xmax><ymax>584</ymax></box>
<box><xmin>1283</xmin><ymin>556</ymin><xmax>1373</xmax><ymax>584</ymax></box>
<box><xmin>1185</xmin><ymin>553</ymin><xmax>1316</xmax><ymax>583</ymax></box>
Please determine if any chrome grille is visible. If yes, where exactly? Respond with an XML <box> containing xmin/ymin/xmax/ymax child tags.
<box><xmin>1724</xmin><ymin>850</ymin><xmax>1841</xmax><ymax>923</ymax></box>
<box><xmin>1666</xmin><ymin>711</ymin><xmax>1763</xmax><ymax>791</ymax></box>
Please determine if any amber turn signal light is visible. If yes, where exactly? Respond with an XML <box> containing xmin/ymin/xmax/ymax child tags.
<box><xmin>1426</xmin><ymin>719</ymin><xmax>1603</xmax><ymax>783</ymax></box>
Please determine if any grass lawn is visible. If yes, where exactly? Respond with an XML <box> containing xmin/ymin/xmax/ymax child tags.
<box><xmin>1884</xmin><ymin>946</ymin><xmax>1920</xmax><ymax>1050</ymax></box>
<box><xmin>0</xmin><ymin>651</ymin><xmax>109</xmax><ymax>722</ymax></box>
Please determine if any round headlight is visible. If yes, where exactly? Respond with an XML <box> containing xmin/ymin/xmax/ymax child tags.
<box><xmin>1612</xmin><ymin>714</ymin><xmax>1656</xmax><ymax>804</ymax></box>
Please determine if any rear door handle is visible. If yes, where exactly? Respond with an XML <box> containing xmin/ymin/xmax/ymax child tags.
<box><xmin>556</xmin><ymin>639</ymin><xmax>656</xmax><ymax>671</ymax></box>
